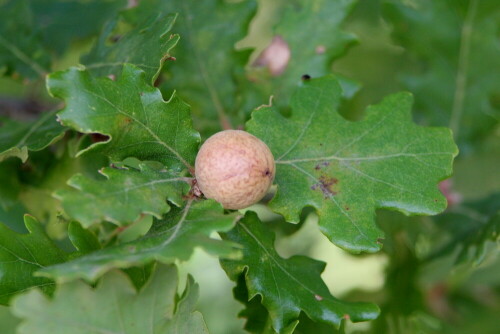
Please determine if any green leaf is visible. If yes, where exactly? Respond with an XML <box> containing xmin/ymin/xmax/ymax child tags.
<box><xmin>39</xmin><ymin>200</ymin><xmax>241</xmax><ymax>282</ymax></box>
<box><xmin>163</xmin><ymin>274</ymin><xmax>209</xmax><ymax>334</ymax></box>
<box><xmin>54</xmin><ymin>163</ymin><xmax>189</xmax><ymax>227</ymax></box>
<box><xmin>0</xmin><ymin>111</ymin><xmax>66</xmax><ymax>163</ymax></box>
<box><xmin>247</xmin><ymin>76</ymin><xmax>458</xmax><ymax>253</ymax></box>
<box><xmin>32</xmin><ymin>0</ymin><xmax>127</xmax><ymax>55</ymax></box>
<box><xmin>383</xmin><ymin>0</ymin><xmax>500</xmax><ymax>148</ymax></box>
<box><xmin>221</xmin><ymin>212</ymin><xmax>379</xmax><ymax>333</ymax></box>
<box><xmin>13</xmin><ymin>264</ymin><xmax>209</xmax><ymax>334</ymax></box>
<box><xmin>159</xmin><ymin>0</ymin><xmax>257</xmax><ymax>134</ymax></box>
<box><xmin>0</xmin><ymin>0</ymin><xmax>127</xmax><ymax>79</ymax></box>
<box><xmin>0</xmin><ymin>305</ymin><xmax>20</xmax><ymax>334</ymax></box>
<box><xmin>0</xmin><ymin>0</ymin><xmax>50</xmax><ymax>79</ymax></box>
<box><xmin>47</xmin><ymin>64</ymin><xmax>200</xmax><ymax>172</ymax></box>
<box><xmin>82</xmin><ymin>7</ymin><xmax>179</xmax><ymax>85</ymax></box>
<box><xmin>233</xmin><ymin>273</ymin><xmax>343</xmax><ymax>334</ymax></box>
<box><xmin>0</xmin><ymin>215</ymin><xmax>67</xmax><ymax>305</ymax></box>
<box><xmin>426</xmin><ymin>192</ymin><xmax>500</xmax><ymax>267</ymax></box>
<box><xmin>0</xmin><ymin>159</ymin><xmax>22</xmax><ymax>211</ymax></box>
<box><xmin>247</xmin><ymin>0</ymin><xmax>357</xmax><ymax>108</ymax></box>
<box><xmin>67</xmin><ymin>221</ymin><xmax>101</xmax><ymax>255</ymax></box>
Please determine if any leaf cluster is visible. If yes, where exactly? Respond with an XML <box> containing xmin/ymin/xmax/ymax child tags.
<box><xmin>0</xmin><ymin>0</ymin><xmax>497</xmax><ymax>333</ymax></box>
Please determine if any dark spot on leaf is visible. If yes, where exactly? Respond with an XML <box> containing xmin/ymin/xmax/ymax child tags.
<box><xmin>377</xmin><ymin>238</ymin><xmax>385</xmax><ymax>245</ymax></box>
<box><xmin>311</xmin><ymin>175</ymin><xmax>338</xmax><ymax>198</ymax></box>
<box><xmin>319</xmin><ymin>143</ymin><xmax>323</xmax><ymax>146</ymax></box>
<box><xmin>345</xmin><ymin>206</ymin><xmax>350</xmax><ymax>211</ymax></box>
<box><xmin>302</xmin><ymin>74</ymin><xmax>311</xmax><ymax>81</ymax></box>
<box><xmin>314</xmin><ymin>161</ymin><xmax>330</xmax><ymax>171</ymax></box>
<box><xmin>110</xmin><ymin>35</ymin><xmax>122</xmax><ymax>43</ymax></box>
<box><xmin>434</xmin><ymin>199</ymin><xmax>438</xmax><ymax>202</ymax></box>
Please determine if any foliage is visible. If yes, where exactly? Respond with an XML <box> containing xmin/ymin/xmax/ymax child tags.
<box><xmin>0</xmin><ymin>0</ymin><xmax>498</xmax><ymax>333</ymax></box>
<box><xmin>383</xmin><ymin>0</ymin><xmax>500</xmax><ymax>149</ymax></box>
<box><xmin>12</xmin><ymin>264</ymin><xmax>209</xmax><ymax>334</ymax></box>
<box><xmin>0</xmin><ymin>215</ymin><xmax>67</xmax><ymax>305</ymax></box>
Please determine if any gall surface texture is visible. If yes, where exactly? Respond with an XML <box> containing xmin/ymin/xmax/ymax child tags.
<box><xmin>195</xmin><ymin>130</ymin><xmax>275</xmax><ymax>209</ymax></box>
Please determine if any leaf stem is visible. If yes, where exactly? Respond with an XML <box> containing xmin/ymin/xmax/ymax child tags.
<box><xmin>0</xmin><ymin>34</ymin><xmax>47</xmax><ymax>77</ymax></box>
<box><xmin>181</xmin><ymin>2</ymin><xmax>233</xmax><ymax>130</ymax></box>
<box><xmin>161</xmin><ymin>198</ymin><xmax>193</xmax><ymax>246</ymax></box>
<box><xmin>450</xmin><ymin>0</ymin><xmax>478</xmax><ymax>139</ymax></box>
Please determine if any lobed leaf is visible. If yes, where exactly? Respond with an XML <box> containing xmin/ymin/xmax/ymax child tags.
<box><xmin>221</xmin><ymin>212</ymin><xmax>379</xmax><ymax>333</ymax></box>
<box><xmin>82</xmin><ymin>6</ymin><xmax>179</xmax><ymax>85</ymax></box>
<box><xmin>384</xmin><ymin>0</ymin><xmax>500</xmax><ymax>147</ymax></box>
<box><xmin>39</xmin><ymin>200</ymin><xmax>242</xmax><ymax>282</ymax></box>
<box><xmin>0</xmin><ymin>0</ymin><xmax>50</xmax><ymax>79</ymax></box>
<box><xmin>54</xmin><ymin>163</ymin><xmax>189</xmax><ymax>227</ymax></box>
<box><xmin>159</xmin><ymin>0</ymin><xmax>257</xmax><ymax>134</ymax></box>
<box><xmin>247</xmin><ymin>76</ymin><xmax>458</xmax><ymax>253</ymax></box>
<box><xmin>426</xmin><ymin>192</ymin><xmax>500</xmax><ymax>267</ymax></box>
<box><xmin>0</xmin><ymin>111</ymin><xmax>66</xmax><ymax>163</ymax></box>
<box><xmin>0</xmin><ymin>215</ymin><xmax>67</xmax><ymax>305</ymax></box>
<box><xmin>47</xmin><ymin>64</ymin><xmax>200</xmax><ymax>172</ymax></box>
<box><xmin>0</xmin><ymin>0</ymin><xmax>126</xmax><ymax>79</ymax></box>
<box><xmin>12</xmin><ymin>264</ymin><xmax>209</xmax><ymax>334</ymax></box>
<box><xmin>232</xmin><ymin>273</ymin><xmax>346</xmax><ymax>334</ymax></box>
<box><xmin>246</xmin><ymin>0</ymin><xmax>357</xmax><ymax>110</ymax></box>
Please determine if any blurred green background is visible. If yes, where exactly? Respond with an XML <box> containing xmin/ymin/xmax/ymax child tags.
<box><xmin>1</xmin><ymin>0</ymin><xmax>499</xmax><ymax>333</ymax></box>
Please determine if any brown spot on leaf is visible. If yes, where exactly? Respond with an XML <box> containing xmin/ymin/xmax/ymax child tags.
<box><xmin>314</xmin><ymin>161</ymin><xmax>330</xmax><ymax>171</ymax></box>
<box><xmin>377</xmin><ymin>238</ymin><xmax>385</xmax><ymax>245</ymax></box>
<box><xmin>311</xmin><ymin>175</ymin><xmax>338</xmax><ymax>198</ymax></box>
<box><xmin>302</xmin><ymin>74</ymin><xmax>311</xmax><ymax>81</ymax></box>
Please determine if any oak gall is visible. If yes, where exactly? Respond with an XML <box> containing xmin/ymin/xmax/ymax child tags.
<box><xmin>194</xmin><ymin>130</ymin><xmax>275</xmax><ymax>209</ymax></box>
